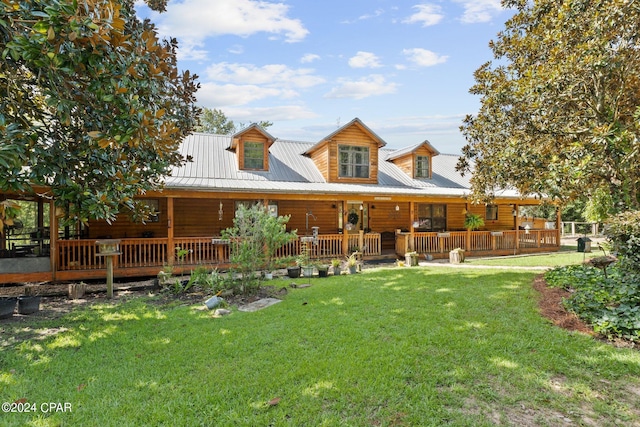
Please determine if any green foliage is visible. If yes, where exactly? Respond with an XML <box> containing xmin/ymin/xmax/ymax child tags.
<box><xmin>458</xmin><ymin>1</ymin><xmax>640</xmax><ymax>211</ymax></box>
<box><xmin>604</xmin><ymin>210</ymin><xmax>640</xmax><ymax>273</ymax></box>
<box><xmin>222</xmin><ymin>204</ymin><xmax>296</xmax><ymax>294</ymax></box>
<box><xmin>196</xmin><ymin>107</ymin><xmax>273</xmax><ymax>135</ymax></box>
<box><xmin>186</xmin><ymin>266</ymin><xmax>226</xmax><ymax>293</ymax></box>
<box><xmin>463</xmin><ymin>212</ymin><xmax>484</xmax><ymax>231</ymax></box>
<box><xmin>545</xmin><ymin>264</ymin><xmax>640</xmax><ymax>341</ymax></box>
<box><xmin>0</xmin><ymin>0</ymin><xmax>200</xmax><ymax>226</ymax></box>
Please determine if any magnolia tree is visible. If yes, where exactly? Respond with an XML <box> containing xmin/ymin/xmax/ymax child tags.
<box><xmin>457</xmin><ymin>0</ymin><xmax>640</xmax><ymax>216</ymax></box>
<box><xmin>0</xmin><ymin>0</ymin><xmax>200</xmax><ymax>226</ymax></box>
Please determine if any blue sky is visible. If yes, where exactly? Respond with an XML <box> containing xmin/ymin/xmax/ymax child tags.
<box><xmin>135</xmin><ymin>1</ymin><xmax>515</xmax><ymax>154</ymax></box>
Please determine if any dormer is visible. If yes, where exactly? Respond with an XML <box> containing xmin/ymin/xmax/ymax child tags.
<box><xmin>227</xmin><ymin>124</ymin><xmax>276</xmax><ymax>171</ymax></box>
<box><xmin>303</xmin><ymin>118</ymin><xmax>386</xmax><ymax>184</ymax></box>
<box><xmin>386</xmin><ymin>140</ymin><xmax>439</xmax><ymax>179</ymax></box>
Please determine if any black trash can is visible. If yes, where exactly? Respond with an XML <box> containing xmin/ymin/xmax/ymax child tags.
<box><xmin>577</xmin><ymin>237</ymin><xmax>592</xmax><ymax>253</ymax></box>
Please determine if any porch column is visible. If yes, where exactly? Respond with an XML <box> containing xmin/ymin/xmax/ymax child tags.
<box><xmin>167</xmin><ymin>196</ymin><xmax>175</xmax><ymax>265</ymax></box>
<box><xmin>556</xmin><ymin>206</ymin><xmax>562</xmax><ymax>247</ymax></box>
<box><xmin>341</xmin><ymin>200</ymin><xmax>349</xmax><ymax>255</ymax></box>
<box><xmin>409</xmin><ymin>201</ymin><xmax>415</xmax><ymax>251</ymax></box>
<box><xmin>465</xmin><ymin>202</ymin><xmax>471</xmax><ymax>251</ymax></box>
<box><xmin>515</xmin><ymin>204</ymin><xmax>520</xmax><ymax>251</ymax></box>
<box><xmin>49</xmin><ymin>200</ymin><xmax>58</xmax><ymax>281</ymax></box>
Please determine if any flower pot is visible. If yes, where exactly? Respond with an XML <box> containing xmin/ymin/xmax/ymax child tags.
<box><xmin>264</xmin><ymin>272</ymin><xmax>274</xmax><ymax>280</ymax></box>
<box><xmin>317</xmin><ymin>266</ymin><xmax>329</xmax><ymax>278</ymax></box>
<box><xmin>405</xmin><ymin>253</ymin><xmax>418</xmax><ymax>266</ymax></box>
<box><xmin>0</xmin><ymin>297</ymin><xmax>17</xmax><ymax>319</ymax></box>
<box><xmin>302</xmin><ymin>266</ymin><xmax>314</xmax><ymax>277</ymax></box>
<box><xmin>287</xmin><ymin>266</ymin><xmax>300</xmax><ymax>278</ymax></box>
<box><xmin>18</xmin><ymin>296</ymin><xmax>41</xmax><ymax>315</ymax></box>
<box><xmin>332</xmin><ymin>266</ymin><xmax>342</xmax><ymax>276</ymax></box>
<box><xmin>348</xmin><ymin>265</ymin><xmax>357</xmax><ymax>274</ymax></box>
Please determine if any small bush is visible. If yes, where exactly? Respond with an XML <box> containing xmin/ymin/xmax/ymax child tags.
<box><xmin>544</xmin><ymin>264</ymin><xmax>640</xmax><ymax>341</ymax></box>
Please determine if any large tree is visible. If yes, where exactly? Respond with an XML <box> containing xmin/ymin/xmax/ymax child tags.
<box><xmin>0</xmin><ymin>0</ymin><xmax>200</xmax><ymax>225</ymax></box>
<box><xmin>195</xmin><ymin>107</ymin><xmax>273</xmax><ymax>135</ymax></box>
<box><xmin>457</xmin><ymin>0</ymin><xmax>640</xmax><ymax>214</ymax></box>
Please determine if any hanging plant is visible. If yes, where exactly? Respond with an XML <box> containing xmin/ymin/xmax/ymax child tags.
<box><xmin>348</xmin><ymin>211</ymin><xmax>359</xmax><ymax>225</ymax></box>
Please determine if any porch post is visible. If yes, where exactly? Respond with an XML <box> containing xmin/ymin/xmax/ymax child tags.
<box><xmin>556</xmin><ymin>206</ymin><xmax>562</xmax><ymax>247</ymax></box>
<box><xmin>515</xmin><ymin>204</ymin><xmax>520</xmax><ymax>251</ymax></box>
<box><xmin>465</xmin><ymin>202</ymin><xmax>471</xmax><ymax>251</ymax></box>
<box><xmin>341</xmin><ymin>200</ymin><xmax>349</xmax><ymax>255</ymax></box>
<box><xmin>167</xmin><ymin>196</ymin><xmax>175</xmax><ymax>265</ymax></box>
<box><xmin>409</xmin><ymin>201</ymin><xmax>415</xmax><ymax>251</ymax></box>
<box><xmin>49</xmin><ymin>199</ymin><xmax>58</xmax><ymax>280</ymax></box>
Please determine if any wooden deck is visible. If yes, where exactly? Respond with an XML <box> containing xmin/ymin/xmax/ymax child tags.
<box><xmin>0</xmin><ymin>230</ymin><xmax>559</xmax><ymax>284</ymax></box>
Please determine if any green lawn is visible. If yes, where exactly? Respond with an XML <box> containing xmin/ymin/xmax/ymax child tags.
<box><xmin>465</xmin><ymin>250</ymin><xmax>598</xmax><ymax>267</ymax></box>
<box><xmin>2</xmin><ymin>267</ymin><xmax>640</xmax><ymax>426</ymax></box>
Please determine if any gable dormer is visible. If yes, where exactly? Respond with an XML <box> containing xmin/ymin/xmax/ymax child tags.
<box><xmin>228</xmin><ymin>124</ymin><xmax>276</xmax><ymax>171</ymax></box>
<box><xmin>303</xmin><ymin>118</ymin><xmax>386</xmax><ymax>184</ymax></box>
<box><xmin>386</xmin><ymin>140</ymin><xmax>440</xmax><ymax>179</ymax></box>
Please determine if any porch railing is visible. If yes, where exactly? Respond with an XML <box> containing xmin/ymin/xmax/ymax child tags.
<box><xmin>409</xmin><ymin>230</ymin><xmax>558</xmax><ymax>254</ymax></box>
<box><xmin>56</xmin><ymin>233</ymin><xmax>383</xmax><ymax>272</ymax></box>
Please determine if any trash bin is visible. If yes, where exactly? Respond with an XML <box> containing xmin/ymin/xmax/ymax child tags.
<box><xmin>577</xmin><ymin>237</ymin><xmax>592</xmax><ymax>253</ymax></box>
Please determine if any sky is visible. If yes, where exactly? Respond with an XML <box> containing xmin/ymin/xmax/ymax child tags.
<box><xmin>135</xmin><ymin>0</ymin><xmax>515</xmax><ymax>154</ymax></box>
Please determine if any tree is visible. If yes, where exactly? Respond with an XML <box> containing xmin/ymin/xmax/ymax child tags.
<box><xmin>196</xmin><ymin>107</ymin><xmax>273</xmax><ymax>135</ymax></box>
<box><xmin>457</xmin><ymin>0</ymin><xmax>640</xmax><ymax>214</ymax></box>
<box><xmin>0</xmin><ymin>0</ymin><xmax>200</xmax><ymax>226</ymax></box>
<box><xmin>195</xmin><ymin>108</ymin><xmax>236</xmax><ymax>134</ymax></box>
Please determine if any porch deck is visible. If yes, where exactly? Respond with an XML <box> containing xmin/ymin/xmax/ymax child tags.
<box><xmin>0</xmin><ymin>229</ymin><xmax>559</xmax><ymax>284</ymax></box>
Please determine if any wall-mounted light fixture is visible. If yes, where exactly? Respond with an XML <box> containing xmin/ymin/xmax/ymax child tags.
<box><xmin>359</xmin><ymin>204</ymin><xmax>364</xmax><ymax>211</ymax></box>
<box><xmin>395</xmin><ymin>204</ymin><xmax>400</xmax><ymax>211</ymax></box>
<box><xmin>218</xmin><ymin>201</ymin><xmax>224</xmax><ymax>221</ymax></box>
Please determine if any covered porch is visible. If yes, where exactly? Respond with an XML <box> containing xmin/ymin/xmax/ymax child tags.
<box><xmin>0</xmin><ymin>191</ymin><xmax>560</xmax><ymax>284</ymax></box>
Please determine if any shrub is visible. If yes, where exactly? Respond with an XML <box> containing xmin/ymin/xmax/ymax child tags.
<box><xmin>604</xmin><ymin>210</ymin><xmax>640</xmax><ymax>273</ymax></box>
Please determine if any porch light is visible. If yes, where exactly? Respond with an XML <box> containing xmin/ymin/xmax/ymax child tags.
<box><xmin>218</xmin><ymin>201</ymin><xmax>223</xmax><ymax>221</ymax></box>
<box><xmin>525</xmin><ymin>224</ymin><xmax>531</xmax><ymax>234</ymax></box>
<box><xmin>395</xmin><ymin>204</ymin><xmax>400</xmax><ymax>211</ymax></box>
<box><xmin>359</xmin><ymin>204</ymin><xmax>363</xmax><ymax>210</ymax></box>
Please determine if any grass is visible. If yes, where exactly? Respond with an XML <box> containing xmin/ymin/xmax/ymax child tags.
<box><xmin>2</xmin><ymin>266</ymin><xmax>640</xmax><ymax>426</ymax></box>
<box><xmin>466</xmin><ymin>248</ymin><xmax>599</xmax><ymax>268</ymax></box>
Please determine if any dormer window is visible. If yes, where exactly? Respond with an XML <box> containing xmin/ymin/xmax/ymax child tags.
<box><xmin>339</xmin><ymin>145</ymin><xmax>369</xmax><ymax>178</ymax></box>
<box><xmin>243</xmin><ymin>141</ymin><xmax>265</xmax><ymax>169</ymax></box>
<box><xmin>415</xmin><ymin>155</ymin><xmax>430</xmax><ymax>178</ymax></box>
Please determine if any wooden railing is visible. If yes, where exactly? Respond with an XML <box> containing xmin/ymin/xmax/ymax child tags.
<box><xmin>56</xmin><ymin>233</ymin><xmax>382</xmax><ymax>271</ymax></box>
<box><xmin>56</xmin><ymin>230</ymin><xmax>557</xmax><ymax>271</ymax></box>
<box><xmin>406</xmin><ymin>229</ymin><xmax>558</xmax><ymax>256</ymax></box>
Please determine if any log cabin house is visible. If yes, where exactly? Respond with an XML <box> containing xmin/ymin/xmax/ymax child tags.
<box><xmin>0</xmin><ymin>118</ymin><xmax>560</xmax><ymax>284</ymax></box>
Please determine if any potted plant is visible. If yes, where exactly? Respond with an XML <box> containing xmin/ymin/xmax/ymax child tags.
<box><xmin>316</xmin><ymin>263</ymin><xmax>329</xmax><ymax>278</ymax></box>
<box><xmin>0</xmin><ymin>297</ymin><xmax>17</xmax><ymax>319</ymax></box>
<box><xmin>464</xmin><ymin>212</ymin><xmax>484</xmax><ymax>231</ymax></box>
<box><xmin>346</xmin><ymin>253</ymin><xmax>358</xmax><ymax>274</ymax></box>
<box><xmin>331</xmin><ymin>258</ymin><xmax>342</xmax><ymax>275</ymax></box>
<box><xmin>297</xmin><ymin>242</ymin><xmax>314</xmax><ymax>277</ymax></box>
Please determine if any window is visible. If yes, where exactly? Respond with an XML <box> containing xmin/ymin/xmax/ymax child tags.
<box><xmin>415</xmin><ymin>155</ymin><xmax>430</xmax><ymax>178</ymax></box>
<box><xmin>339</xmin><ymin>145</ymin><xmax>369</xmax><ymax>178</ymax></box>
<box><xmin>486</xmin><ymin>204</ymin><xmax>498</xmax><ymax>221</ymax></box>
<box><xmin>415</xmin><ymin>203</ymin><xmax>446</xmax><ymax>232</ymax></box>
<box><xmin>243</xmin><ymin>142</ymin><xmax>264</xmax><ymax>169</ymax></box>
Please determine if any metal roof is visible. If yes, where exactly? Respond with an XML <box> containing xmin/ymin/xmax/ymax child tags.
<box><xmin>166</xmin><ymin>132</ymin><xmax>522</xmax><ymax>199</ymax></box>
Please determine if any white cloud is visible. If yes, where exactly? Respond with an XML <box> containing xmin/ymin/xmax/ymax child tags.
<box><xmin>196</xmin><ymin>82</ymin><xmax>286</xmax><ymax>107</ymax></box>
<box><xmin>348</xmin><ymin>52</ymin><xmax>383</xmax><ymax>69</ymax></box>
<box><xmin>205</xmin><ymin>63</ymin><xmax>325</xmax><ymax>88</ymax></box>
<box><xmin>228</xmin><ymin>45</ymin><xmax>244</xmax><ymax>55</ymax></box>
<box><xmin>223</xmin><ymin>106</ymin><xmax>319</xmax><ymax>122</ymax></box>
<box><xmin>453</xmin><ymin>0</ymin><xmax>503</xmax><ymax>24</ymax></box>
<box><xmin>403</xmin><ymin>4</ymin><xmax>444</xmax><ymax>27</ymax></box>
<box><xmin>301</xmin><ymin>53</ymin><xmax>321</xmax><ymax>63</ymax></box>
<box><xmin>324</xmin><ymin>75</ymin><xmax>398</xmax><ymax>100</ymax></box>
<box><xmin>150</xmin><ymin>0</ymin><xmax>308</xmax><ymax>59</ymax></box>
<box><xmin>403</xmin><ymin>48</ymin><xmax>448</xmax><ymax>67</ymax></box>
